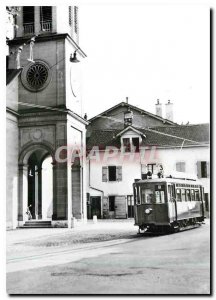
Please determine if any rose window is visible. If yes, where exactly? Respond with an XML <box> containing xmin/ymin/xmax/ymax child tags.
<box><xmin>26</xmin><ymin>63</ymin><xmax>49</xmax><ymax>89</ymax></box>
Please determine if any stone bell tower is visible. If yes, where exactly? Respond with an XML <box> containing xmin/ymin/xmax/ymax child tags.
<box><xmin>7</xmin><ymin>6</ymin><xmax>88</xmax><ymax>228</ymax></box>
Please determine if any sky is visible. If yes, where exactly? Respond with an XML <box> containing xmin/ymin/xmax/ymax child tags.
<box><xmin>79</xmin><ymin>4</ymin><xmax>210</xmax><ymax>124</ymax></box>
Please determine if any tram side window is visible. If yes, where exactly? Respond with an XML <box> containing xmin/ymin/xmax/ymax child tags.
<box><xmin>141</xmin><ymin>188</ymin><xmax>153</xmax><ymax>204</ymax></box>
<box><xmin>191</xmin><ymin>189</ymin><xmax>195</xmax><ymax>201</ymax></box>
<box><xmin>181</xmin><ymin>189</ymin><xmax>186</xmax><ymax>201</ymax></box>
<box><xmin>176</xmin><ymin>189</ymin><xmax>181</xmax><ymax>201</ymax></box>
<box><xmin>195</xmin><ymin>190</ymin><xmax>200</xmax><ymax>201</ymax></box>
<box><xmin>186</xmin><ymin>189</ymin><xmax>191</xmax><ymax>201</ymax></box>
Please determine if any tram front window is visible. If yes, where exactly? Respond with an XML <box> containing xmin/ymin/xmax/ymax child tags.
<box><xmin>141</xmin><ymin>188</ymin><xmax>153</xmax><ymax>204</ymax></box>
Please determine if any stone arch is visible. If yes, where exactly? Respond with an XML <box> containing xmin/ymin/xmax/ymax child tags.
<box><xmin>18</xmin><ymin>142</ymin><xmax>55</xmax><ymax>165</ymax></box>
<box><xmin>18</xmin><ymin>142</ymin><xmax>55</xmax><ymax>224</ymax></box>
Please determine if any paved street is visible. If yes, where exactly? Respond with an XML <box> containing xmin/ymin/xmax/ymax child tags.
<box><xmin>7</xmin><ymin>219</ymin><xmax>210</xmax><ymax>294</ymax></box>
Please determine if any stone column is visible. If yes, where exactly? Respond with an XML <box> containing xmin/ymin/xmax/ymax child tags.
<box><xmin>52</xmin><ymin>162</ymin><xmax>68</xmax><ymax>221</ymax></box>
<box><xmin>18</xmin><ymin>164</ymin><xmax>28</xmax><ymax>224</ymax></box>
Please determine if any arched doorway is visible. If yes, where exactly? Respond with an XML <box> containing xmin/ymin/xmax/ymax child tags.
<box><xmin>18</xmin><ymin>144</ymin><xmax>54</xmax><ymax>224</ymax></box>
<box><xmin>27</xmin><ymin>151</ymin><xmax>53</xmax><ymax>220</ymax></box>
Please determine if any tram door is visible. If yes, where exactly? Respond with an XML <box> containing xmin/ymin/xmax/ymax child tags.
<box><xmin>168</xmin><ymin>184</ymin><xmax>177</xmax><ymax>222</ymax></box>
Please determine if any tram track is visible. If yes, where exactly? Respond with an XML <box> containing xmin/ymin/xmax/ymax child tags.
<box><xmin>7</xmin><ymin>237</ymin><xmax>142</xmax><ymax>273</ymax></box>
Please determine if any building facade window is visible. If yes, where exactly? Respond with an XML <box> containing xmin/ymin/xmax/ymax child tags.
<box><xmin>108</xmin><ymin>166</ymin><xmax>116</xmax><ymax>181</ymax></box>
<box><xmin>102</xmin><ymin>166</ymin><xmax>122</xmax><ymax>182</ymax></box>
<box><xmin>197</xmin><ymin>161</ymin><xmax>209</xmax><ymax>178</ymax></box>
<box><xmin>176</xmin><ymin>161</ymin><xmax>186</xmax><ymax>172</ymax></box>
<box><xmin>147</xmin><ymin>163</ymin><xmax>157</xmax><ymax>174</ymax></box>
<box><xmin>132</xmin><ymin>137</ymin><xmax>140</xmax><ymax>152</ymax></box>
<box><xmin>122</xmin><ymin>136</ymin><xmax>140</xmax><ymax>152</ymax></box>
<box><xmin>23</xmin><ymin>6</ymin><xmax>35</xmax><ymax>35</ymax></box>
<box><xmin>40</xmin><ymin>6</ymin><xmax>52</xmax><ymax>32</ymax></box>
<box><xmin>141</xmin><ymin>163</ymin><xmax>162</xmax><ymax>179</ymax></box>
<box><xmin>122</xmin><ymin>138</ymin><xmax>130</xmax><ymax>152</ymax></box>
<box><xmin>109</xmin><ymin>196</ymin><xmax>115</xmax><ymax>211</ymax></box>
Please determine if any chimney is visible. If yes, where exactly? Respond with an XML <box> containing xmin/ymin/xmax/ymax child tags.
<box><xmin>155</xmin><ymin>99</ymin><xmax>162</xmax><ymax>117</ymax></box>
<box><xmin>165</xmin><ymin>100</ymin><xmax>173</xmax><ymax>121</ymax></box>
<box><xmin>126</xmin><ymin>97</ymin><xmax>129</xmax><ymax>104</ymax></box>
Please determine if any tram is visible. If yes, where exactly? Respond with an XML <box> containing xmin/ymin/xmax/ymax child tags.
<box><xmin>133</xmin><ymin>175</ymin><xmax>205</xmax><ymax>233</ymax></box>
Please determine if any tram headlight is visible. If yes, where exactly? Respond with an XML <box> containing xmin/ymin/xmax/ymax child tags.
<box><xmin>145</xmin><ymin>208</ymin><xmax>152</xmax><ymax>215</ymax></box>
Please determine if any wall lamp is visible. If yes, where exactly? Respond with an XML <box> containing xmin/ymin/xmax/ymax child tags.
<box><xmin>70</xmin><ymin>51</ymin><xmax>80</xmax><ymax>63</ymax></box>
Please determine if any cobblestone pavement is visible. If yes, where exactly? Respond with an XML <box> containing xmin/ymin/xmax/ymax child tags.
<box><xmin>6</xmin><ymin>219</ymin><xmax>210</xmax><ymax>294</ymax></box>
<box><xmin>7</xmin><ymin>219</ymin><xmax>137</xmax><ymax>253</ymax></box>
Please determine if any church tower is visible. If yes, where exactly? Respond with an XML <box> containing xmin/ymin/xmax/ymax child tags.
<box><xmin>7</xmin><ymin>6</ymin><xmax>88</xmax><ymax>228</ymax></box>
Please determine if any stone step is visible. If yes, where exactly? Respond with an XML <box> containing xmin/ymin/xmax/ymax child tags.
<box><xmin>23</xmin><ymin>220</ymin><xmax>52</xmax><ymax>228</ymax></box>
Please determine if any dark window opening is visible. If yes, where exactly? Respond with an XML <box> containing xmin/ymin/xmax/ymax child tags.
<box><xmin>23</xmin><ymin>7</ymin><xmax>34</xmax><ymax>34</ymax></box>
<box><xmin>127</xmin><ymin>195</ymin><xmax>134</xmax><ymax>218</ymax></box>
<box><xmin>201</xmin><ymin>161</ymin><xmax>207</xmax><ymax>178</ymax></box>
<box><xmin>108</xmin><ymin>166</ymin><xmax>116</xmax><ymax>181</ymax></box>
<box><xmin>132</xmin><ymin>137</ymin><xmax>140</xmax><ymax>152</ymax></box>
<box><xmin>109</xmin><ymin>196</ymin><xmax>115</xmax><ymax>211</ymax></box>
<box><xmin>23</xmin><ymin>6</ymin><xmax>34</xmax><ymax>24</ymax></box>
<box><xmin>123</xmin><ymin>138</ymin><xmax>130</xmax><ymax>152</ymax></box>
<box><xmin>40</xmin><ymin>6</ymin><xmax>52</xmax><ymax>31</ymax></box>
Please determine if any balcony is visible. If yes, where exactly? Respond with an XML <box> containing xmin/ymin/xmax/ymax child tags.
<box><xmin>40</xmin><ymin>21</ymin><xmax>52</xmax><ymax>32</ymax></box>
<box><xmin>23</xmin><ymin>23</ymin><xmax>34</xmax><ymax>35</ymax></box>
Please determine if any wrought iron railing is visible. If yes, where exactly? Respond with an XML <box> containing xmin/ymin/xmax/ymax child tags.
<box><xmin>23</xmin><ymin>23</ymin><xmax>34</xmax><ymax>35</ymax></box>
<box><xmin>40</xmin><ymin>21</ymin><xmax>52</xmax><ymax>32</ymax></box>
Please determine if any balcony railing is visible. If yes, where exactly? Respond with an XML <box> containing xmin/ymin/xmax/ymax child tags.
<box><xmin>23</xmin><ymin>23</ymin><xmax>34</xmax><ymax>35</ymax></box>
<box><xmin>40</xmin><ymin>21</ymin><xmax>52</xmax><ymax>32</ymax></box>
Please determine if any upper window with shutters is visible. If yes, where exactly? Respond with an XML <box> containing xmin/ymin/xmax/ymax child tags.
<box><xmin>102</xmin><ymin>166</ymin><xmax>122</xmax><ymax>182</ymax></box>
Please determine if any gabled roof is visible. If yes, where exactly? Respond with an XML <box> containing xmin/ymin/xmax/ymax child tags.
<box><xmin>6</xmin><ymin>68</ymin><xmax>22</xmax><ymax>85</ymax></box>
<box><xmin>86</xmin><ymin>124</ymin><xmax>209</xmax><ymax>149</ymax></box>
<box><xmin>88</xmin><ymin>101</ymin><xmax>177</xmax><ymax>125</ymax></box>
<box><xmin>116</xmin><ymin>126</ymin><xmax>146</xmax><ymax>138</ymax></box>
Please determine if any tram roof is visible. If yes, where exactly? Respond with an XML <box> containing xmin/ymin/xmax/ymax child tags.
<box><xmin>134</xmin><ymin>177</ymin><xmax>203</xmax><ymax>186</ymax></box>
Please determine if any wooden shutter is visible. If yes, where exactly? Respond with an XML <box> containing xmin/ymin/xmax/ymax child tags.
<box><xmin>116</xmin><ymin>166</ymin><xmax>122</xmax><ymax>181</ymax></box>
<box><xmin>197</xmin><ymin>161</ymin><xmax>202</xmax><ymax>178</ymax></box>
<box><xmin>102</xmin><ymin>166</ymin><xmax>108</xmax><ymax>182</ymax></box>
